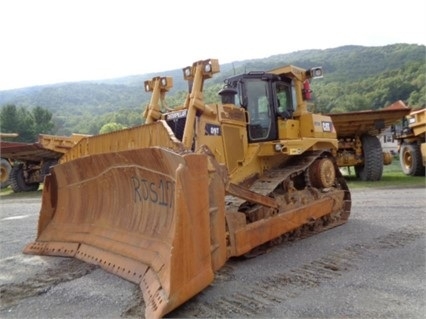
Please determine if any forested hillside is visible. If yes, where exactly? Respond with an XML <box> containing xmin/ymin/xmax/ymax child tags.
<box><xmin>0</xmin><ymin>43</ymin><xmax>424</xmax><ymax>136</ymax></box>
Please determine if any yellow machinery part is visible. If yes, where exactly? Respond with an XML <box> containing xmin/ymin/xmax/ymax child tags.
<box><xmin>24</xmin><ymin>147</ymin><xmax>227</xmax><ymax>318</ymax></box>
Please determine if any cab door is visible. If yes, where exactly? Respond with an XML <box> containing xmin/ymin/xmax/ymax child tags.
<box><xmin>245</xmin><ymin>79</ymin><xmax>278</xmax><ymax>142</ymax></box>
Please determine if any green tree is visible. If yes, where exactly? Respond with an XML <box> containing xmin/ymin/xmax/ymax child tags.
<box><xmin>0</xmin><ymin>104</ymin><xmax>54</xmax><ymax>142</ymax></box>
<box><xmin>33</xmin><ymin>106</ymin><xmax>55</xmax><ymax>135</ymax></box>
<box><xmin>17</xmin><ymin>107</ymin><xmax>34</xmax><ymax>141</ymax></box>
<box><xmin>99</xmin><ymin>122</ymin><xmax>127</xmax><ymax>134</ymax></box>
<box><xmin>0</xmin><ymin>104</ymin><xmax>20</xmax><ymax>134</ymax></box>
<box><xmin>0</xmin><ymin>104</ymin><xmax>33</xmax><ymax>142</ymax></box>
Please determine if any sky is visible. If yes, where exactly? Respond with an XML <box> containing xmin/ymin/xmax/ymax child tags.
<box><xmin>0</xmin><ymin>0</ymin><xmax>425</xmax><ymax>91</ymax></box>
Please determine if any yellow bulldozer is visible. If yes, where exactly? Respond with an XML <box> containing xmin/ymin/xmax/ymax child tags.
<box><xmin>24</xmin><ymin>59</ymin><xmax>351</xmax><ymax>318</ymax></box>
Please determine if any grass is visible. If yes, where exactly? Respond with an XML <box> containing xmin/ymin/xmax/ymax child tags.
<box><xmin>343</xmin><ymin>158</ymin><xmax>425</xmax><ymax>189</ymax></box>
<box><xmin>1</xmin><ymin>158</ymin><xmax>424</xmax><ymax>198</ymax></box>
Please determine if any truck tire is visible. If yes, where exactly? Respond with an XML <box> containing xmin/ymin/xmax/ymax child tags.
<box><xmin>355</xmin><ymin>135</ymin><xmax>383</xmax><ymax>181</ymax></box>
<box><xmin>0</xmin><ymin>158</ymin><xmax>11</xmax><ymax>189</ymax></box>
<box><xmin>399</xmin><ymin>142</ymin><xmax>425</xmax><ymax>176</ymax></box>
<box><xmin>10</xmin><ymin>164</ymin><xmax>40</xmax><ymax>192</ymax></box>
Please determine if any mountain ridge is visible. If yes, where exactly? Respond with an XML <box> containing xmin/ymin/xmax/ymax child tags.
<box><xmin>1</xmin><ymin>43</ymin><xmax>424</xmax><ymax>135</ymax></box>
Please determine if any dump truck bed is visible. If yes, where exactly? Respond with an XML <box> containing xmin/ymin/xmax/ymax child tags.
<box><xmin>0</xmin><ymin>141</ymin><xmax>61</xmax><ymax>162</ymax></box>
<box><xmin>327</xmin><ymin>101</ymin><xmax>411</xmax><ymax>138</ymax></box>
<box><xmin>1</xmin><ymin>134</ymin><xmax>88</xmax><ymax>162</ymax></box>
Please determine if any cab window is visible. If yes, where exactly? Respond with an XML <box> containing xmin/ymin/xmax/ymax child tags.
<box><xmin>245</xmin><ymin>80</ymin><xmax>272</xmax><ymax>140</ymax></box>
<box><xmin>275</xmin><ymin>81</ymin><xmax>294</xmax><ymax>119</ymax></box>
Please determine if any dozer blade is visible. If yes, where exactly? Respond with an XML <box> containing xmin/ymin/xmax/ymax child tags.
<box><xmin>24</xmin><ymin>147</ymin><xmax>227</xmax><ymax>318</ymax></box>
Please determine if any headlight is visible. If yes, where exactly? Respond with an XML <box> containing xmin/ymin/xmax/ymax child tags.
<box><xmin>183</xmin><ymin>66</ymin><xmax>192</xmax><ymax>79</ymax></box>
<box><xmin>144</xmin><ymin>81</ymin><xmax>151</xmax><ymax>92</ymax></box>
<box><xmin>310</xmin><ymin>67</ymin><xmax>323</xmax><ymax>79</ymax></box>
<box><xmin>274</xmin><ymin>143</ymin><xmax>283</xmax><ymax>152</ymax></box>
<box><xmin>204</xmin><ymin>62</ymin><xmax>212</xmax><ymax>73</ymax></box>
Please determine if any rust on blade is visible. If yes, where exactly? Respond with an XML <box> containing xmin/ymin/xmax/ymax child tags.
<box><xmin>24</xmin><ymin>147</ymin><xmax>227</xmax><ymax>318</ymax></box>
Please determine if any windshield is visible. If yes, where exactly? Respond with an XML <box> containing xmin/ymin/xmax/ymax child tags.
<box><xmin>275</xmin><ymin>81</ymin><xmax>294</xmax><ymax>118</ymax></box>
<box><xmin>245</xmin><ymin>79</ymin><xmax>272</xmax><ymax>140</ymax></box>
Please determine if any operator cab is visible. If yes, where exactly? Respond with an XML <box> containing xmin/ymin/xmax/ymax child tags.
<box><xmin>224</xmin><ymin>72</ymin><xmax>296</xmax><ymax>143</ymax></box>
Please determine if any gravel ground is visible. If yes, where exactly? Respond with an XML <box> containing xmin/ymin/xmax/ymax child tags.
<box><xmin>0</xmin><ymin>186</ymin><xmax>425</xmax><ymax>318</ymax></box>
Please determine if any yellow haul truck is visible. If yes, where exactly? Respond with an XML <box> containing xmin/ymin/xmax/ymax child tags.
<box><xmin>24</xmin><ymin>59</ymin><xmax>351</xmax><ymax>318</ymax></box>
<box><xmin>0</xmin><ymin>133</ymin><xmax>88</xmax><ymax>192</ymax></box>
<box><xmin>393</xmin><ymin>107</ymin><xmax>426</xmax><ymax>176</ymax></box>
<box><xmin>0</xmin><ymin>133</ymin><xmax>19</xmax><ymax>189</ymax></box>
<box><xmin>328</xmin><ymin>101</ymin><xmax>411</xmax><ymax>181</ymax></box>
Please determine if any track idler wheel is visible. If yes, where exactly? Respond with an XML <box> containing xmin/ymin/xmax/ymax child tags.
<box><xmin>308</xmin><ymin>157</ymin><xmax>336</xmax><ymax>188</ymax></box>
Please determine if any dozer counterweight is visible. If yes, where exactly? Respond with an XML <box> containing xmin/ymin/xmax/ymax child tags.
<box><xmin>24</xmin><ymin>59</ymin><xmax>351</xmax><ymax>318</ymax></box>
